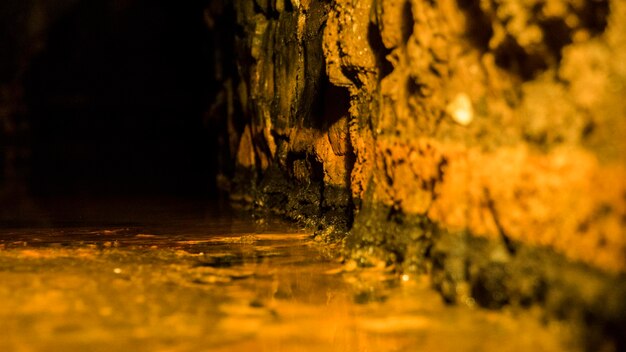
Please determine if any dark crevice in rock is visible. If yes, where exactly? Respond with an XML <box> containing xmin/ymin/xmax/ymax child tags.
<box><xmin>340</xmin><ymin>66</ymin><xmax>364</xmax><ymax>89</ymax></box>
<box><xmin>367</xmin><ymin>22</ymin><xmax>394</xmax><ymax>81</ymax></box>
<box><xmin>299</xmin><ymin>4</ymin><xmax>330</xmax><ymax>129</ymax></box>
<box><xmin>539</xmin><ymin>18</ymin><xmax>573</xmax><ymax>65</ymax></box>
<box><xmin>311</xmin><ymin>76</ymin><xmax>350</xmax><ymax>131</ymax></box>
<box><xmin>308</xmin><ymin>154</ymin><xmax>325</xmax><ymax>184</ymax></box>
<box><xmin>283</xmin><ymin>0</ymin><xmax>294</xmax><ymax>13</ymax></box>
<box><xmin>483</xmin><ymin>188</ymin><xmax>517</xmax><ymax>255</ymax></box>
<box><xmin>580</xmin><ymin>0</ymin><xmax>610</xmax><ymax>35</ymax></box>
<box><xmin>456</xmin><ymin>0</ymin><xmax>493</xmax><ymax>52</ymax></box>
<box><xmin>400</xmin><ymin>1</ymin><xmax>414</xmax><ymax>45</ymax></box>
<box><xmin>253</xmin><ymin>0</ymin><xmax>281</xmax><ymax>20</ymax></box>
<box><xmin>493</xmin><ymin>35</ymin><xmax>549</xmax><ymax>81</ymax></box>
<box><xmin>406</xmin><ymin>77</ymin><xmax>422</xmax><ymax>96</ymax></box>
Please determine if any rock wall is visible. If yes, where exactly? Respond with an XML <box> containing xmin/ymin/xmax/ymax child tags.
<box><xmin>221</xmin><ymin>0</ymin><xmax>626</xmax><ymax>346</ymax></box>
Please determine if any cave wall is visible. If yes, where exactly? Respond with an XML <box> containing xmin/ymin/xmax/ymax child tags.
<box><xmin>223</xmin><ymin>0</ymin><xmax>626</xmax><ymax>342</ymax></box>
<box><xmin>228</xmin><ymin>0</ymin><xmax>625</xmax><ymax>270</ymax></box>
<box><xmin>0</xmin><ymin>0</ymin><xmax>624</xmax><ymax>346</ymax></box>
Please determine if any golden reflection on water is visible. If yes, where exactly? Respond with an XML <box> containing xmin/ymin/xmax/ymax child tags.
<box><xmin>0</xmin><ymin>203</ymin><xmax>576</xmax><ymax>351</ymax></box>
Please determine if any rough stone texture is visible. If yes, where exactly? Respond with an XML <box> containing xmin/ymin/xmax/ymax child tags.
<box><xmin>226</xmin><ymin>0</ymin><xmax>626</xmax><ymax>270</ymax></box>
<box><xmin>225</xmin><ymin>0</ymin><xmax>355</xmax><ymax>233</ymax></box>
<box><xmin>223</xmin><ymin>0</ymin><xmax>626</xmax><ymax>348</ymax></box>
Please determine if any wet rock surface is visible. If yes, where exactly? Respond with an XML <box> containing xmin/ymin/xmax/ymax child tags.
<box><xmin>0</xmin><ymin>200</ymin><xmax>577</xmax><ymax>351</ymax></box>
<box><xmin>220</xmin><ymin>0</ymin><xmax>626</xmax><ymax>349</ymax></box>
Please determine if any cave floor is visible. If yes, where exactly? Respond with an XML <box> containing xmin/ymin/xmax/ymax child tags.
<box><xmin>0</xmin><ymin>199</ymin><xmax>577</xmax><ymax>351</ymax></box>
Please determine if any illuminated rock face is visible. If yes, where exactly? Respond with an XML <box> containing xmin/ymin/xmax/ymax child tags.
<box><xmin>224</xmin><ymin>1</ymin><xmax>626</xmax><ymax>337</ymax></box>
<box><xmin>226</xmin><ymin>0</ymin><xmax>625</xmax><ymax>271</ymax></box>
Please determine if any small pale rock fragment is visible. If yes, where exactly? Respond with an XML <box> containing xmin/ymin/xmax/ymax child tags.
<box><xmin>446</xmin><ymin>93</ymin><xmax>474</xmax><ymax>126</ymax></box>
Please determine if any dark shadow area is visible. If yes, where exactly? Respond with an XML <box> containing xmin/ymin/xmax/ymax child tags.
<box><xmin>367</xmin><ymin>22</ymin><xmax>394</xmax><ymax>81</ymax></box>
<box><xmin>21</xmin><ymin>0</ymin><xmax>219</xmax><ymax>197</ymax></box>
<box><xmin>400</xmin><ymin>1</ymin><xmax>414</xmax><ymax>45</ymax></box>
<box><xmin>311</xmin><ymin>77</ymin><xmax>351</xmax><ymax>131</ymax></box>
<box><xmin>457</xmin><ymin>0</ymin><xmax>609</xmax><ymax>81</ymax></box>
<box><xmin>456</xmin><ymin>0</ymin><xmax>493</xmax><ymax>52</ymax></box>
<box><xmin>492</xmin><ymin>35</ymin><xmax>549</xmax><ymax>81</ymax></box>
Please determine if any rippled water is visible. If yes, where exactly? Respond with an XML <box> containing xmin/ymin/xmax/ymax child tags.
<box><xmin>0</xmin><ymin>199</ymin><xmax>577</xmax><ymax>351</ymax></box>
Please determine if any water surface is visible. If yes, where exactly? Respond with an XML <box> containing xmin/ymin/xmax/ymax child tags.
<box><xmin>0</xmin><ymin>199</ymin><xmax>577</xmax><ymax>351</ymax></box>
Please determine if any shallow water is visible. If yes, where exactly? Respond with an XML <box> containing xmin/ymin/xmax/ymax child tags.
<box><xmin>0</xmin><ymin>199</ymin><xmax>577</xmax><ymax>351</ymax></box>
